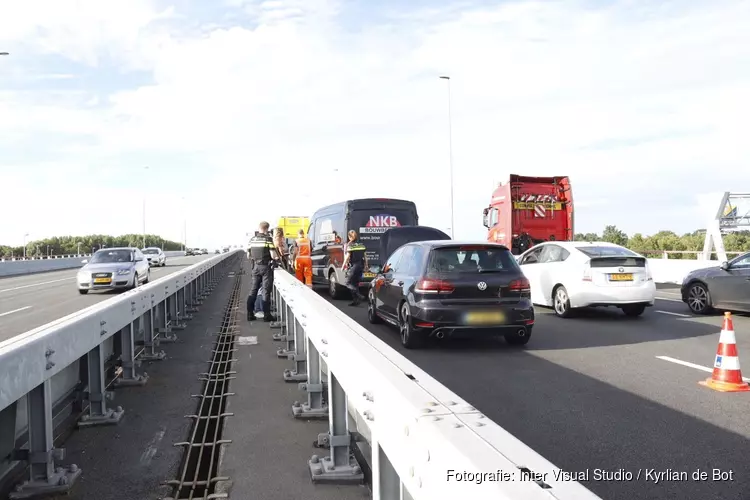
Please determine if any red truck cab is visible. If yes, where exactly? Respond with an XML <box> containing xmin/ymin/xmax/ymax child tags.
<box><xmin>483</xmin><ymin>175</ymin><xmax>574</xmax><ymax>255</ymax></box>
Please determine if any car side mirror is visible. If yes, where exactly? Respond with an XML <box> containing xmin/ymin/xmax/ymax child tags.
<box><xmin>720</xmin><ymin>261</ymin><xmax>729</xmax><ymax>270</ymax></box>
<box><xmin>81</xmin><ymin>259</ymin><xmax>88</xmax><ymax>264</ymax></box>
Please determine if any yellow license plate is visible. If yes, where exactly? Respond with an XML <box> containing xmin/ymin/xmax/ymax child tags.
<box><xmin>465</xmin><ymin>311</ymin><xmax>505</xmax><ymax>325</ymax></box>
<box><xmin>94</xmin><ymin>278</ymin><xmax>111</xmax><ymax>284</ymax></box>
<box><xmin>363</xmin><ymin>272</ymin><xmax>375</xmax><ymax>278</ymax></box>
<box><xmin>609</xmin><ymin>273</ymin><xmax>633</xmax><ymax>281</ymax></box>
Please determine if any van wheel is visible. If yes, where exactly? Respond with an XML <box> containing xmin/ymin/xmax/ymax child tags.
<box><xmin>78</xmin><ymin>289</ymin><xmax>88</xmax><ymax>295</ymax></box>
<box><xmin>328</xmin><ymin>270</ymin><xmax>345</xmax><ymax>299</ymax></box>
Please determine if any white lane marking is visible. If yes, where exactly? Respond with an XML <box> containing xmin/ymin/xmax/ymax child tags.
<box><xmin>139</xmin><ymin>426</ymin><xmax>166</xmax><ymax>466</ymax></box>
<box><xmin>0</xmin><ymin>277</ymin><xmax>74</xmax><ymax>293</ymax></box>
<box><xmin>656</xmin><ymin>296</ymin><xmax>683</xmax><ymax>303</ymax></box>
<box><xmin>656</xmin><ymin>355</ymin><xmax>750</xmax><ymax>382</ymax></box>
<box><xmin>0</xmin><ymin>306</ymin><xmax>32</xmax><ymax>318</ymax></box>
<box><xmin>655</xmin><ymin>310</ymin><xmax>691</xmax><ymax>318</ymax></box>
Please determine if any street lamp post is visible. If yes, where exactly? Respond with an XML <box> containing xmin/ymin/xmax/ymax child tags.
<box><xmin>142</xmin><ymin>166</ymin><xmax>149</xmax><ymax>248</ymax></box>
<box><xmin>439</xmin><ymin>75</ymin><xmax>455</xmax><ymax>239</ymax></box>
<box><xmin>182</xmin><ymin>196</ymin><xmax>187</xmax><ymax>251</ymax></box>
<box><xmin>0</xmin><ymin>52</ymin><xmax>9</xmax><ymax>56</ymax></box>
<box><xmin>77</xmin><ymin>242</ymin><xmax>82</xmax><ymax>255</ymax></box>
<box><xmin>22</xmin><ymin>233</ymin><xmax>29</xmax><ymax>259</ymax></box>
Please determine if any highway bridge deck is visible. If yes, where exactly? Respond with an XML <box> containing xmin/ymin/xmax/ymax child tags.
<box><xmin>323</xmin><ymin>285</ymin><xmax>750</xmax><ymax>500</ymax></box>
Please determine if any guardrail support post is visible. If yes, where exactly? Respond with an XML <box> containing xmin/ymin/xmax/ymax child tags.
<box><xmin>156</xmin><ymin>294</ymin><xmax>178</xmax><ymax>342</ymax></box>
<box><xmin>292</xmin><ymin>335</ymin><xmax>328</xmax><ymax>419</ymax></box>
<box><xmin>372</xmin><ymin>439</ymin><xmax>409</xmax><ymax>500</ymax></box>
<box><xmin>9</xmin><ymin>381</ymin><xmax>81</xmax><ymax>499</ymax></box>
<box><xmin>115</xmin><ymin>324</ymin><xmax>149</xmax><ymax>387</ymax></box>
<box><xmin>277</xmin><ymin>298</ymin><xmax>295</xmax><ymax>358</ymax></box>
<box><xmin>308</xmin><ymin>373</ymin><xmax>363</xmax><ymax>483</ymax></box>
<box><xmin>0</xmin><ymin>401</ymin><xmax>17</xmax><ymax>464</ymax></box>
<box><xmin>178</xmin><ymin>287</ymin><xmax>195</xmax><ymax>320</ymax></box>
<box><xmin>139</xmin><ymin>311</ymin><xmax>166</xmax><ymax>361</ymax></box>
<box><xmin>168</xmin><ymin>293</ymin><xmax>187</xmax><ymax>330</ymax></box>
<box><xmin>78</xmin><ymin>344</ymin><xmax>124</xmax><ymax>428</ymax></box>
<box><xmin>271</xmin><ymin>288</ymin><xmax>287</xmax><ymax>339</ymax></box>
<box><xmin>283</xmin><ymin>316</ymin><xmax>307</xmax><ymax>382</ymax></box>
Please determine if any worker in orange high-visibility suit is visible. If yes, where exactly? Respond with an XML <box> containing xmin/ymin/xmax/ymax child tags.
<box><xmin>294</xmin><ymin>229</ymin><xmax>313</xmax><ymax>287</ymax></box>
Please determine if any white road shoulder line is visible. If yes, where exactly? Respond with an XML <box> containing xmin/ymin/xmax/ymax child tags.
<box><xmin>655</xmin><ymin>310</ymin><xmax>691</xmax><ymax>318</ymax></box>
<box><xmin>656</xmin><ymin>296</ymin><xmax>683</xmax><ymax>303</ymax></box>
<box><xmin>0</xmin><ymin>306</ymin><xmax>32</xmax><ymax>318</ymax></box>
<box><xmin>656</xmin><ymin>355</ymin><xmax>750</xmax><ymax>382</ymax></box>
<box><xmin>0</xmin><ymin>277</ymin><xmax>74</xmax><ymax>293</ymax></box>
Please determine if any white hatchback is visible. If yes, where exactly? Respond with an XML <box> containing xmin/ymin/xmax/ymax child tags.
<box><xmin>517</xmin><ymin>241</ymin><xmax>655</xmax><ymax>318</ymax></box>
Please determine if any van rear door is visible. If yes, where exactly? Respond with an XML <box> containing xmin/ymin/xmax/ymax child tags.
<box><xmin>349</xmin><ymin>209</ymin><xmax>418</xmax><ymax>274</ymax></box>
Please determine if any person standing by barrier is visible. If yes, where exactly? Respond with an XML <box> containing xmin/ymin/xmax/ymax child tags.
<box><xmin>273</xmin><ymin>227</ymin><xmax>289</xmax><ymax>272</ymax></box>
<box><xmin>294</xmin><ymin>229</ymin><xmax>313</xmax><ymax>287</ymax></box>
<box><xmin>246</xmin><ymin>221</ymin><xmax>279</xmax><ymax>322</ymax></box>
<box><xmin>341</xmin><ymin>230</ymin><xmax>367</xmax><ymax>306</ymax></box>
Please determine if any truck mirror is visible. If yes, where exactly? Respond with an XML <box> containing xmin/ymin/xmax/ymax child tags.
<box><xmin>482</xmin><ymin>208</ymin><xmax>489</xmax><ymax>216</ymax></box>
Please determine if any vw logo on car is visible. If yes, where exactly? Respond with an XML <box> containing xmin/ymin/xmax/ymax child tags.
<box><xmin>477</xmin><ymin>281</ymin><xmax>487</xmax><ymax>291</ymax></box>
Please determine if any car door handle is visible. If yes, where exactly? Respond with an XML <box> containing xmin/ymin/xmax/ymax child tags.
<box><xmin>397</xmin><ymin>281</ymin><xmax>404</xmax><ymax>286</ymax></box>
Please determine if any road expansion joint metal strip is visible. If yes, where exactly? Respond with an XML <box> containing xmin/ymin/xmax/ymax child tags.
<box><xmin>164</xmin><ymin>269</ymin><xmax>241</xmax><ymax>500</ymax></box>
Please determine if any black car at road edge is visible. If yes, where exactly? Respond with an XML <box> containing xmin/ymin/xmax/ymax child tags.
<box><xmin>367</xmin><ymin>240</ymin><xmax>535</xmax><ymax>348</ymax></box>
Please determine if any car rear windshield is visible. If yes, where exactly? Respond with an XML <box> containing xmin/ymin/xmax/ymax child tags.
<box><xmin>91</xmin><ymin>250</ymin><xmax>132</xmax><ymax>263</ymax></box>
<box><xmin>575</xmin><ymin>246</ymin><xmax>637</xmax><ymax>258</ymax></box>
<box><xmin>427</xmin><ymin>245</ymin><xmax>519</xmax><ymax>274</ymax></box>
<box><xmin>142</xmin><ymin>249</ymin><xmax>159</xmax><ymax>254</ymax></box>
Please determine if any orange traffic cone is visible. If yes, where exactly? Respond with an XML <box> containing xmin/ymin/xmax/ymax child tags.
<box><xmin>699</xmin><ymin>312</ymin><xmax>750</xmax><ymax>392</ymax></box>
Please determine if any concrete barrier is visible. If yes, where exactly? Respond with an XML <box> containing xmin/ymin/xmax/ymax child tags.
<box><xmin>646</xmin><ymin>258</ymin><xmax>717</xmax><ymax>285</ymax></box>
<box><xmin>0</xmin><ymin>251</ymin><xmax>187</xmax><ymax>278</ymax></box>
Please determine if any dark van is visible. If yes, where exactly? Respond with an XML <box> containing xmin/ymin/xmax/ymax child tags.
<box><xmin>308</xmin><ymin>198</ymin><xmax>419</xmax><ymax>298</ymax></box>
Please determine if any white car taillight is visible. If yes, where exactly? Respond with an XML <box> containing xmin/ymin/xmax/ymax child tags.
<box><xmin>582</xmin><ymin>261</ymin><xmax>592</xmax><ymax>282</ymax></box>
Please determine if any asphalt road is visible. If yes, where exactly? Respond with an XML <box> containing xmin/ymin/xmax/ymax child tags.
<box><xmin>0</xmin><ymin>255</ymin><xmax>214</xmax><ymax>342</ymax></box>
<box><xmin>323</xmin><ymin>285</ymin><xmax>750</xmax><ymax>500</ymax></box>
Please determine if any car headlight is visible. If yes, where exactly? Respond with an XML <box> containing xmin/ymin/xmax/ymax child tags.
<box><xmin>116</xmin><ymin>269</ymin><xmax>131</xmax><ymax>275</ymax></box>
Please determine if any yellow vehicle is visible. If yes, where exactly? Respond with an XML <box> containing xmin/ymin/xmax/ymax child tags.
<box><xmin>276</xmin><ymin>216</ymin><xmax>310</xmax><ymax>241</ymax></box>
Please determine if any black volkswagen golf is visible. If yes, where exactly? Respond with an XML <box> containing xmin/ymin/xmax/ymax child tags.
<box><xmin>367</xmin><ymin>241</ymin><xmax>534</xmax><ymax>348</ymax></box>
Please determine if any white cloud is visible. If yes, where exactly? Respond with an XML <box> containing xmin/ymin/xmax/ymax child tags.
<box><xmin>0</xmin><ymin>0</ymin><xmax>748</xmax><ymax>248</ymax></box>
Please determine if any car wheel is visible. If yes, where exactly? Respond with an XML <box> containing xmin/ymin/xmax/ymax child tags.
<box><xmin>621</xmin><ymin>304</ymin><xmax>646</xmax><ymax>317</ymax></box>
<box><xmin>399</xmin><ymin>302</ymin><xmax>421</xmax><ymax>349</ymax></box>
<box><xmin>78</xmin><ymin>289</ymin><xmax>88</xmax><ymax>295</ymax></box>
<box><xmin>328</xmin><ymin>270</ymin><xmax>344</xmax><ymax>299</ymax></box>
<box><xmin>687</xmin><ymin>282</ymin><xmax>712</xmax><ymax>315</ymax></box>
<box><xmin>553</xmin><ymin>285</ymin><xmax>572</xmax><ymax>318</ymax></box>
<box><xmin>505</xmin><ymin>326</ymin><xmax>532</xmax><ymax>346</ymax></box>
<box><xmin>132</xmin><ymin>273</ymin><xmax>139</xmax><ymax>289</ymax></box>
<box><xmin>367</xmin><ymin>289</ymin><xmax>382</xmax><ymax>324</ymax></box>
<box><xmin>143</xmin><ymin>270</ymin><xmax>150</xmax><ymax>284</ymax></box>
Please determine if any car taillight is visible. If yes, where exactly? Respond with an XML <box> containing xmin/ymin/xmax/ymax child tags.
<box><xmin>583</xmin><ymin>262</ymin><xmax>592</xmax><ymax>282</ymax></box>
<box><xmin>415</xmin><ymin>279</ymin><xmax>454</xmax><ymax>294</ymax></box>
<box><xmin>509</xmin><ymin>278</ymin><xmax>530</xmax><ymax>292</ymax></box>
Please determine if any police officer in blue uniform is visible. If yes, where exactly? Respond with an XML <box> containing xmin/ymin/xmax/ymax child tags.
<box><xmin>246</xmin><ymin>221</ymin><xmax>279</xmax><ymax>322</ymax></box>
<box><xmin>341</xmin><ymin>230</ymin><xmax>367</xmax><ymax>306</ymax></box>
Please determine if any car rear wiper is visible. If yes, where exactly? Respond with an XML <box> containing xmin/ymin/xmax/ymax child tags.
<box><xmin>477</xmin><ymin>268</ymin><xmax>503</xmax><ymax>273</ymax></box>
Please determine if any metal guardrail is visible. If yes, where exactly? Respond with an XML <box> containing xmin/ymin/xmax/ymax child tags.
<box><xmin>0</xmin><ymin>250</ymin><xmax>243</xmax><ymax>498</ymax></box>
<box><xmin>269</xmin><ymin>270</ymin><xmax>601</xmax><ymax>500</ymax></box>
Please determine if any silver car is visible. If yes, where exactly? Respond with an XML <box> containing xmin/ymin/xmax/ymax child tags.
<box><xmin>142</xmin><ymin>247</ymin><xmax>166</xmax><ymax>267</ymax></box>
<box><xmin>77</xmin><ymin>247</ymin><xmax>150</xmax><ymax>295</ymax></box>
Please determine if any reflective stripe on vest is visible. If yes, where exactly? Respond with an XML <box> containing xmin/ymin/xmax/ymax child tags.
<box><xmin>296</xmin><ymin>237</ymin><xmax>311</xmax><ymax>257</ymax></box>
<box><xmin>347</xmin><ymin>243</ymin><xmax>366</xmax><ymax>252</ymax></box>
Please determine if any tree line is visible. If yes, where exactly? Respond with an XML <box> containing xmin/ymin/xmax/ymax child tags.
<box><xmin>575</xmin><ymin>226</ymin><xmax>750</xmax><ymax>259</ymax></box>
<box><xmin>0</xmin><ymin>234</ymin><xmax>184</xmax><ymax>259</ymax></box>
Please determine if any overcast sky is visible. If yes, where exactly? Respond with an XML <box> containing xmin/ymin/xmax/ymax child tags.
<box><xmin>0</xmin><ymin>0</ymin><xmax>747</xmax><ymax>249</ymax></box>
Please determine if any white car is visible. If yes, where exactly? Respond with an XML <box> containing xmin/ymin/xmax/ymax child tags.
<box><xmin>142</xmin><ymin>247</ymin><xmax>166</xmax><ymax>267</ymax></box>
<box><xmin>517</xmin><ymin>241</ymin><xmax>655</xmax><ymax>318</ymax></box>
